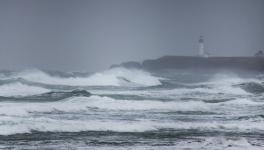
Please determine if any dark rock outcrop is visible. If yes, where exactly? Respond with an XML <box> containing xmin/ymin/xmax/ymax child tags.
<box><xmin>111</xmin><ymin>56</ymin><xmax>264</xmax><ymax>73</ymax></box>
<box><xmin>142</xmin><ymin>56</ymin><xmax>264</xmax><ymax>72</ymax></box>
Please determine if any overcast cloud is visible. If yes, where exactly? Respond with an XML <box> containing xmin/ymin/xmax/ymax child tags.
<box><xmin>0</xmin><ymin>0</ymin><xmax>263</xmax><ymax>71</ymax></box>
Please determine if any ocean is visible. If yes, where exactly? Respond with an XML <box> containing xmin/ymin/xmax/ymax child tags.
<box><xmin>0</xmin><ymin>67</ymin><xmax>263</xmax><ymax>149</ymax></box>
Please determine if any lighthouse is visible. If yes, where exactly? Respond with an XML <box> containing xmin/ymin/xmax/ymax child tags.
<box><xmin>198</xmin><ymin>36</ymin><xmax>209</xmax><ymax>57</ymax></box>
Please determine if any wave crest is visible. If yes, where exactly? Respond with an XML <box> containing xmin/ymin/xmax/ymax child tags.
<box><xmin>12</xmin><ymin>68</ymin><xmax>161</xmax><ymax>87</ymax></box>
<box><xmin>0</xmin><ymin>82</ymin><xmax>50</xmax><ymax>97</ymax></box>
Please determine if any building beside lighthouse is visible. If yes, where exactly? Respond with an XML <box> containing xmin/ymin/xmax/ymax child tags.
<box><xmin>198</xmin><ymin>36</ymin><xmax>209</xmax><ymax>57</ymax></box>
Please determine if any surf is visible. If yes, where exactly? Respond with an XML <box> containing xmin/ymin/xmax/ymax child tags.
<box><xmin>7</xmin><ymin>68</ymin><xmax>162</xmax><ymax>87</ymax></box>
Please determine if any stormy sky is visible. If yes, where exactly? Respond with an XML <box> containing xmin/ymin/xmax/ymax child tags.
<box><xmin>0</xmin><ymin>0</ymin><xmax>263</xmax><ymax>71</ymax></box>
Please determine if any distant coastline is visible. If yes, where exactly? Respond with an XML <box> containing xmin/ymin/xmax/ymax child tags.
<box><xmin>111</xmin><ymin>56</ymin><xmax>264</xmax><ymax>73</ymax></box>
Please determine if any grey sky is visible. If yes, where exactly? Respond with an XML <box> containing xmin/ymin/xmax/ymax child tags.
<box><xmin>0</xmin><ymin>0</ymin><xmax>263</xmax><ymax>71</ymax></box>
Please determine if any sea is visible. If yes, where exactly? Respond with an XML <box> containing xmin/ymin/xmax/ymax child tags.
<box><xmin>0</xmin><ymin>67</ymin><xmax>264</xmax><ymax>150</ymax></box>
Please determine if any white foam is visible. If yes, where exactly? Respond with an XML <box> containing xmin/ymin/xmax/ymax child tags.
<box><xmin>4</xmin><ymin>93</ymin><xmax>253</xmax><ymax>115</ymax></box>
<box><xmin>0</xmin><ymin>116</ymin><xmax>264</xmax><ymax>135</ymax></box>
<box><xmin>0</xmin><ymin>96</ymin><xmax>209</xmax><ymax>116</ymax></box>
<box><xmin>9</xmin><ymin>141</ymin><xmax>262</xmax><ymax>150</ymax></box>
<box><xmin>160</xmin><ymin>87</ymin><xmax>249</xmax><ymax>96</ymax></box>
<box><xmin>0</xmin><ymin>117</ymin><xmax>158</xmax><ymax>135</ymax></box>
<box><xmin>0</xmin><ymin>96</ymin><xmax>263</xmax><ymax>135</ymax></box>
<box><xmin>0</xmin><ymin>82</ymin><xmax>50</xmax><ymax>97</ymax></box>
<box><xmin>203</xmin><ymin>137</ymin><xmax>262</xmax><ymax>150</ymax></box>
<box><xmin>204</xmin><ymin>73</ymin><xmax>261</xmax><ymax>95</ymax></box>
<box><xmin>89</xmin><ymin>73</ymin><xmax>258</xmax><ymax>99</ymax></box>
<box><xmin>13</xmin><ymin>68</ymin><xmax>161</xmax><ymax>87</ymax></box>
<box><xmin>0</xmin><ymin>95</ymin><xmax>262</xmax><ymax>119</ymax></box>
<box><xmin>78</xmin><ymin>96</ymin><xmax>208</xmax><ymax>111</ymax></box>
<box><xmin>91</xmin><ymin>86</ymin><xmax>249</xmax><ymax>101</ymax></box>
<box><xmin>222</xmin><ymin>98</ymin><xmax>264</xmax><ymax>106</ymax></box>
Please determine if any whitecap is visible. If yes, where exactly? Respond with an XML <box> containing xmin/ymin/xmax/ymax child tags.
<box><xmin>0</xmin><ymin>82</ymin><xmax>50</xmax><ymax>97</ymax></box>
<box><xmin>13</xmin><ymin>68</ymin><xmax>162</xmax><ymax>87</ymax></box>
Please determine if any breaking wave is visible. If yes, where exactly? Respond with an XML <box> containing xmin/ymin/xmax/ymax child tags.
<box><xmin>10</xmin><ymin>68</ymin><xmax>161</xmax><ymax>87</ymax></box>
<box><xmin>0</xmin><ymin>96</ymin><xmax>209</xmax><ymax>116</ymax></box>
<box><xmin>184</xmin><ymin>73</ymin><xmax>264</xmax><ymax>95</ymax></box>
<box><xmin>0</xmin><ymin>95</ymin><xmax>262</xmax><ymax>117</ymax></box>
<box><xmin>0</xmin><ymin>82</ymin><xmax>50</xmax><ymax>97</ymax></box>
<box><xmin>1</xmin><ymin>70</ymin><xmax>264</xmax><ymax>150</ymax></box>
<box><xmin>238</xmin><ymin>82</ymin><xmax>264</xmax><ymax>94</ymax></box>
<box><xmin>1</xmin><ymin>114</ymin><xmax>264</xmax><ymax>135</ymax></box>
<box><xmin>0</xmin><ymin>89</ymin><xmax>91</xmax><ymax>102</ymax></box>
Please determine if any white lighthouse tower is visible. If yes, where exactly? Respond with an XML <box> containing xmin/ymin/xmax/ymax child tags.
<box><xmin>198</xmin><ymin>36</ymin><xmax>209</xmax><ymax>57</ymax></box>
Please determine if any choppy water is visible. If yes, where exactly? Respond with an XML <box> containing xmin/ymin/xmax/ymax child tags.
<box><xmin>0</xmin><ymin>68</ymin><xmax>264</xmax><ymax>149</ymax></box>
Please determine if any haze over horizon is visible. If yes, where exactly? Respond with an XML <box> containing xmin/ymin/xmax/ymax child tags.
<box><xmin>0</xmin><ymin>0</ymin><xmax>264</xmax><ymax>71</ymax></box>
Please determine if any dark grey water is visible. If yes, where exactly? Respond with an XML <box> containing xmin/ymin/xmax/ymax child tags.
<box><xmin>0</xmin><ymin>68</ymin><xmax>264</xmax><ymax>149</ymax></box>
